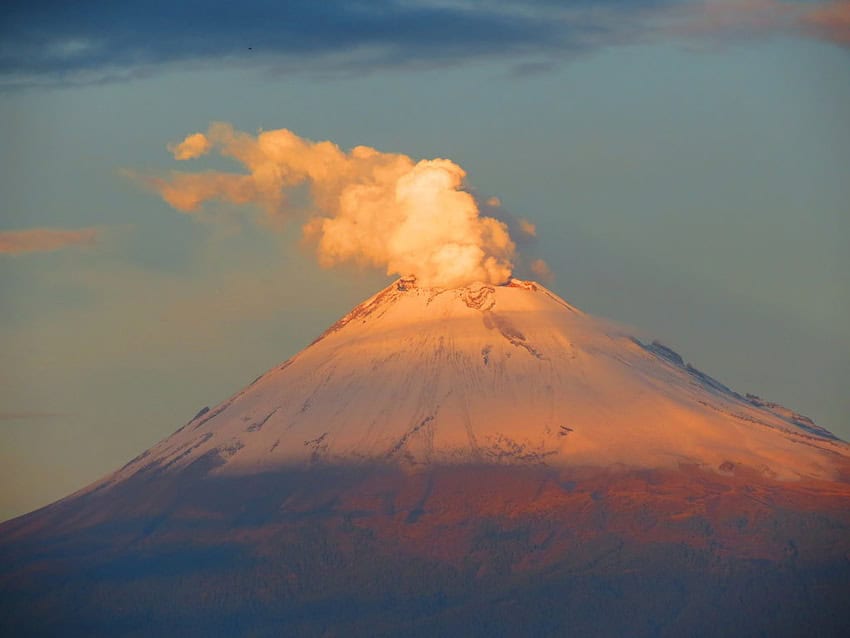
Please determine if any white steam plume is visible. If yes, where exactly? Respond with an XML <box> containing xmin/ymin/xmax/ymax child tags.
<box><xmin>143</xmin><ymin>123</ymin><xmax>516</xmax><ymax>289</ymax></box>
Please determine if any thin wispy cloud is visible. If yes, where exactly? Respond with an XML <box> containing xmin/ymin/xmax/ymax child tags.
<box><xmin>0</xmin><ymin>227</ymin><xmax>100</xmax><ymax>255</ymax></box>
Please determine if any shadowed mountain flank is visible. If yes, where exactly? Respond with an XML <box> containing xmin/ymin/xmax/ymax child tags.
<box><xmin>2</xmin><ymin>464</ymin><xmax>850</xmax><ymax>637</ymax></box>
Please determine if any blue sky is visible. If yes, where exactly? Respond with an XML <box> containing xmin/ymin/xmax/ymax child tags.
<box><xmin>1</xmin><ymin>0</ymin><xmax>848</xmax><ymax>520</ymax></box>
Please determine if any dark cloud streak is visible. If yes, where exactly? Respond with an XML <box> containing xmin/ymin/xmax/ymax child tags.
<box><xmin>0</xmin><ymin>0</ymin><xmax>663</xmax><ymax>87</ymax></box>
<box><xmin>1</xmin><ymin>0</ymin><xmax>846</xmax><ymax>89</ymax></box>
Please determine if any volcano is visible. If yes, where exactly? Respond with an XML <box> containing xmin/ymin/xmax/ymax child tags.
<box><xmin>2</xmin><ymin>279</ymin><xmax>849</xmax><ymax>637</ymax></box>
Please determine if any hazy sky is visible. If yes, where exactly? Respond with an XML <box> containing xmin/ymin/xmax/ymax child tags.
<box><xmin>1</xmin><ymin>0</ymin><xmax>848</xmax><ymax>521</ymax></box>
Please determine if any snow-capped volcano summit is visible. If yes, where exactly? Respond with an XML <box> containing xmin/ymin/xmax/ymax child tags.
<box><xmin>107</xmin><ymin>277</ymin><xmax>846</xmax><ymax>485</ymax></box>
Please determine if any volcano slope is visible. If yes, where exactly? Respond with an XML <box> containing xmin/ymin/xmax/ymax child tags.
<box><xmin>2</xmin><ymin>279</ymin><xmax>849</xmax><ymax>637</ymax></box>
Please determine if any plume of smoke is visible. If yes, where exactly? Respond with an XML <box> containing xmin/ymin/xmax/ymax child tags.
<box><xmin>142</xmin><ymin>123</ymin><xmax>515</xmax><ymax>287</ymax></box>
<box><xmin>143</xmin><ymin>123</ymin><xmax>516</xmax><ymax>288</ymax></box>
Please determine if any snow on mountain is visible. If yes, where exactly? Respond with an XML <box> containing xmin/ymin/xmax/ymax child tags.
<box><xmin>106</xmin><ymin>278</ymin><xmax>848</xmax><ymax>486</ymax></box>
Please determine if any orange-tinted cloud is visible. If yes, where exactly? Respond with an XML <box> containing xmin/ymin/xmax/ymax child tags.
<box><xmin>518</xmin><ymin>218</ymin><xmax>537</xmax><ymax>238</ymax></box>
<box><xmin>0</xmin><ymin>227</ymin><xmax>99</xmax><ymax>255</ymax></box>
<box><xmin>677</xmin><ymin>0</ymin><xmax>795</xmax><ymax>36</ymax></box>
<box><xmin>168</xmin><ymin>132</ymin><xmax>212</xmax><ymax>160</ymax></box>
<box><xmin>141</xmin><ymin>123</ymin><xmax>517</xmax><ymax>288</ymax></box>
<box><xmin>801</xmin><ymin>0</ymin><xmax>850</xmax><ymax>45</ymax></box>
<box><xmin>137</xmin><ymin>171</ymin><xmax>262</xmax><ymax>213</ymax></box>
<box><xmin>675</xmin><ymin>0</ymin><xmax>850</xmax><ymax>47</ymax></box>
